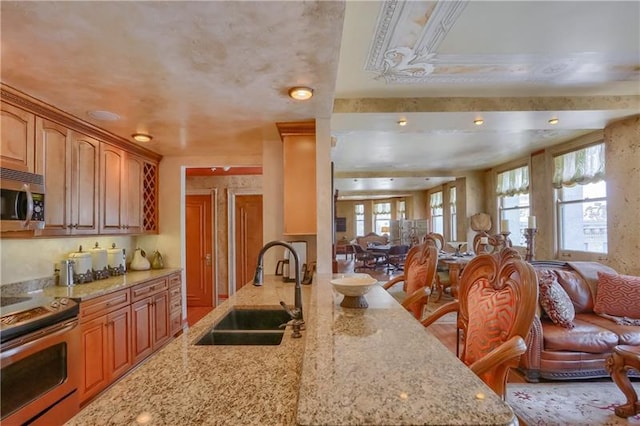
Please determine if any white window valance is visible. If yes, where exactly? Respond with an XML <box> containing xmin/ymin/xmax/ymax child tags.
<box><xmin>552</xmin><ymin>143</ymin><xmax>605</xmax><ymax>189</ymax></box>
<box><xmin>398</xmin><ymin>200</ymin><xmax>406</xmax><ymax>214</ymax></box>
<box><xmin>430</xmin><ymin>191</ymin><xmax>443</xmax><ymax>209</ymax></box>
<box><xmin>355</xmin><ymin>204</ymin><xmax>364</xmax><ymax>215</ymax></box>
<box><xmin>496</xmin><ymin>166</ymin><xmax>529</xmax><ymax>196</ymax></box>
<box><xmin>374</xmin><ymin>202</ymin><xmax>391</xmax><ymax>215</ymax></box>
<box><xmin>449</xmin><ymin>187</ymin><xmax>457</xmax><ymax>212</ymax></box>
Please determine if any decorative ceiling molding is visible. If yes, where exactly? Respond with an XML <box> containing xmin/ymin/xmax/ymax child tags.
<box><xmin>364</xmin><ymin>0</ymin><xmax>639</xmax><ymax>85</ymax></box>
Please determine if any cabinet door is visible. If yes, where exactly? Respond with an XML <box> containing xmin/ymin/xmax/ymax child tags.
<box><xmin>100</xmin><ymin>144</ymin><xmax>125</xmax><ymax>234</ymax></box>
<box><xmin>71</xmin><ymin>133</ymin><xmax>100</xmax><ymax>234</ymax></box>
<box><xmin>106</xmin><ymin>305</ymin><xmax>132</xmax><ymax>381</ymax></box>
<box><xmin>0</xmin><ymin>102</ymin><xmax>36</xmax><ymax>173</ymax></box>
<box><xmin>282</xmin><ymin>134</ymin><xmax>316</xmax><ymax>235</ymax></box>
<box><xmin>152</xmin><ymin>291</ymin><xmax>170</xmax><ymax>347</ymax></box>
<box><xmin>125</xmin><ymin>154</ymin><xmax>144</xmax><ymax>233</ymax></box>
<box><xmin>131</xmin><ymin>297</ymin><xmax>154</xmax><ymax>364</ymax></box>
<box><xmin>37</xmin><ymin>118</ymin><xmax>71</xmax><ymax>235</ymax></box>
<box><xmin>79</xmin><ymin>316</ymin><xmax>108</xmax><ymax>403</ymax></box>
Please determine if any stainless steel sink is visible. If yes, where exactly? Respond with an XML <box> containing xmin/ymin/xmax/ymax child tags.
<box><xmin>194</xmin><ymin>308</ymin><xmax>291</xmax><ymax>346</ymax></box>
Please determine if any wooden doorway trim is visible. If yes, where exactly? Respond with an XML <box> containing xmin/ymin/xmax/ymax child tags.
<box><xmin>227</xmin><ymin>188</ymin><xmax>262</xmax><ymax>295</ymax></box>
<box><xmin>185</xmin><ymin>188</ymin><xmax>218</xmax><ymax>306</ymax></box>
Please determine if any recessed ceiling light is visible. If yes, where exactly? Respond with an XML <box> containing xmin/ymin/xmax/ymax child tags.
<box><xmin>132</xmin><ymin>133</ymin><xmax>153</xmax><ymax>143</ymax></box>
<box><xmin>88</xmin><ymin>110</ymin><xmax>120</xmax><ymax>121</ymax></box>
<box><xmin>473</xmin><ymin>118</ymin><xmax>484</xmax><ymax>126</ymax></box>
<box><xmin>288</xmin><ymin>86</ymin><xmax>314</xmax><ymax>100</ymax></box>
<box><xmin>397</xmin><ymin>119</ymin><xmax>407</xmax><ymax>126</ymax></box>
<box><xmin>548</xmin><ymin>118</ymin><xmax>559</xmax><ymax>125</ymax></box>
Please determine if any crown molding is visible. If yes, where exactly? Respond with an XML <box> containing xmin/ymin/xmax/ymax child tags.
<box><xmin>1</xmin><ymin>84</ymin><xmax>162</xmax><ymax>162</ymax></box>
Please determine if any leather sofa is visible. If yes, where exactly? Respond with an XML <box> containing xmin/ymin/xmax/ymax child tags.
<box><xmin>519</xmin><ymin>261</ymin><xmax>640</xmax><ymax>382</ymax></box>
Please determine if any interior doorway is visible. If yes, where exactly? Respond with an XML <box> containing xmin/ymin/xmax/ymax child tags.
<box><xmin>185</xmin><ymin>193</ymin><xmax>214</xmax><ymax>324</ymax></box>
<box><xmin>233</xmin><ymin>194</ymin><xmax>263</xmax><ymax>291</ymax></box>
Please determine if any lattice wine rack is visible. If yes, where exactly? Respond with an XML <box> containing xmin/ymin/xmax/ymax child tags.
<box><xmin>143</xmin><ymin>162</ymin><xmax>158</xmax><ymax>232</ymax></box>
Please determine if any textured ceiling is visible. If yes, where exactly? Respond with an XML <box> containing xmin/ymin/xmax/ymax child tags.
<box><xmin>1</xmin><ymin>0</ymin><xmax>639</xmax><ymax>200</ymax></box>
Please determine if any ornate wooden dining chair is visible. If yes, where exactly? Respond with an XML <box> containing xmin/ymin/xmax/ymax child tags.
<box><xmin>473</xmin><ymin>231</ymin><xmax>511</xmax><ymax>254</ymax></box>
<box><xmin>421</xmin><ymin>247</ymin><xmax>538</xmax><ymax>399</ymax></box>
<box><xmin>382</xmin><ymin>239</ymin><xmax>438</xmax><ymax>320</ymax></box>
<box><xmin>425</xmin><ymin>232</ymin><xmax>451</xmax><ymax>302</ymax></box>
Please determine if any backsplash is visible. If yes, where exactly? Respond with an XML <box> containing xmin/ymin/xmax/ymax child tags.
<box><xmin>0</xmin><ymin>236</ymin><xmax>136</xmax><ymax>286</ymax></box>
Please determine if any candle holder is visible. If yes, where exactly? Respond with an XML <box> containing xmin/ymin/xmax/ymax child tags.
<box><xmin>499</xmin><ymin>232</ymin><xmax>512</xmax><ymax>249</ymax></box>
<box><xmin>524</xmin><ymin>228</ymin><xmax>538</xmax><ymax>262</ymax></box>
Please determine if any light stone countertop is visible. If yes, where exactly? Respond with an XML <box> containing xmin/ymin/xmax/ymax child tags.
<box><xmin>67</xmin><ymin>273</ymin><xmax>516</xmax><ymax>425</ymax></box>
<box><xmin>40</xmin><ymin>269</ymin><xmax>183</xmax><ymax>300</ymax></box>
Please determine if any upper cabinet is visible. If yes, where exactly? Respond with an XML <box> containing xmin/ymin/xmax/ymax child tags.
<box><xmin>276</xmin><ymin>121</ymin><xmax>316</xmax><ymax>235</ymax></box>
<box><xmin>1</xmin><ymin>86</ymin><xmax>161</xmax><ymax>237</ymax></box>
<box><xmin>100</xmin><ymin>145</ymin><xmax>150</xmax><ymax>234</ymax></box>
<box><xmin>37</xmin><ymin>119</ymin><xmax>100</xmax><ymax>236</ymax></box>
<box><xmin>1</xmin><ymin>101</ymin><xmax>40</xmax><ymax>174</ymax></box>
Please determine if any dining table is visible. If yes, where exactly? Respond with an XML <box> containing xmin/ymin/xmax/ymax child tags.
<box><xmin>438</xmin><ymin>252</ymin><xmax>476</xmax><ymax>298</ymax></box>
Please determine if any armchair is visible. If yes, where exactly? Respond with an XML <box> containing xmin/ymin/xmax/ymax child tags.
<box><xmin>421</xmin><ymin>248</ymin><xmax>538</xmax><ymax>399</ymax></box>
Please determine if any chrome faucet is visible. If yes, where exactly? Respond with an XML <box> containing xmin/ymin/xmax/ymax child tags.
<box><xmin>253</xmin><ymin>241</ymin><xmax>303</xmax><ymax>323</ymax></box>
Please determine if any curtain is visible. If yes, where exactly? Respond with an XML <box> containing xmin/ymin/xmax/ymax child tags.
<box><xmin>429</xmin><ymin>191</ymin><xmax>443</xmax><ymax>209</ymax></box>
<box><xmin>496</xmin><ymin>166</ymin><xmax>529</xmax><ymax>196</ymax></box>
<box><xmin>552</xmin><ymin>143</ymin><xmax>605</xmax><ymax>188</ymax></box>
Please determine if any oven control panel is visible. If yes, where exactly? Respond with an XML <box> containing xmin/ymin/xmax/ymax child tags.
<box><xmin>0</xmin><ymin>297</ymin><xmax>79</xmax><ymax>344</ymax></box>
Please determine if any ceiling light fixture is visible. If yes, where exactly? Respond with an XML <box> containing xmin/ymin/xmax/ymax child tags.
<box><xmin>288</xmin><ymin>86</ymin><xmax>314</xmax><ymax>101</ymax></box>
<box><xmin>548</xmin><ymin>118</ymin><xmax>559</xmax><ymax>125</ymax></box>
<box><xmin>473</xmin><ymin>118</ymin><xmax>484</xmax><ymax>126</ymax></box>
<box><xmin>397</xmin><ymin>119</ymin><xmax>407</xmax><ymax>126</ymax></box>
<box><xmin>132</xmin><ymin>133</ymin><xmax>153</xmax><ymax>143</ymax></box>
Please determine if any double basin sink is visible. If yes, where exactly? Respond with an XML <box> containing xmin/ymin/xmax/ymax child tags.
<box><xmin>195</xmin><ymin>307</ymin><xmax>291</xmax><ymax>346</ymax></box>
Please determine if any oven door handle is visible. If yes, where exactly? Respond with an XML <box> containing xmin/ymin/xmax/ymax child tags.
<box><xmin>22</xmin><ymin>183</ymin><xmax>34</xmax><ymax>229</ymax></box>
<box><xmin>1</xmin><ymin>319</ymin><xmax>78</xmax><ymax>355</ymax></box>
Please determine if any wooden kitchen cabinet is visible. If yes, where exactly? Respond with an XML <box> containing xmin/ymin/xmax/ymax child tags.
<box><xmin>100</xmin><ymin>143</ymin><xmax>147</xmax><ymax>234</ymax></box>
<box><xmin>131</xmin><ymin>277</ymin><xmax>170</xmax><ymax>365</ymax></box>
<box><xmin>38</xmin><ymin>119</ymin><xmax>99</xmax><ymax>236</ymax></box>
<box><xmin>169</xmin><ymin>272</ymin><xmax>183</xmax><ymax>336</ymax></box>
<box><xmin>277</xmin><ymin>121</ymin><xmax>317</xmax><ymax>235</ymax></box>
<box><xmin>79</xmin><ymin>289</ymin><xmax>132</xmax><ymax>404</ymax></box>
<box><xmin>0</xmin><ymin>101</ymin><xmax>39</xmax><ymax>174</ymax></box>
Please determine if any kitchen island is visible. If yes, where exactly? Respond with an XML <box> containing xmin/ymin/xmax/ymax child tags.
<box><xmin>67</xmin><ymin>274</ymin><xmax>516</xmax><ymax>425</ymax></box>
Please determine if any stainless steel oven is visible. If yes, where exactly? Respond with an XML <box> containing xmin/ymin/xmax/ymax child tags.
<box><xmin>1</xmin><ymin>296</ymin><xmax>80</xmax><ymax>425</ymax></box>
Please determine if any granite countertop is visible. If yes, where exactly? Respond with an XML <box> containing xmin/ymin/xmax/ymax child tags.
<box><xmin>67</xmin><ymin>274</ymin><xmax>516</xmax><ymax>425</ymax></box>
<box><xmin>41</xmin><ymin>268</ymin><xmax>183</xmax><ymax>300</ymax></box>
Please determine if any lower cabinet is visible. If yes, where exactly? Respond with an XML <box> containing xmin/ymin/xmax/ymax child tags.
<box><xmin>131</xmin><ymin>289</ymin><xmax>170</xmax><ymax>364</ymax></box>
<box><xmin>78</xmin><ymin>272</ymin><xmax>182</xmax><ymax>405</ymax></box>
<box><xmin>79</xmin><ymin>290</ymin><xmax>132</xmax><ymax>404</ymax></box>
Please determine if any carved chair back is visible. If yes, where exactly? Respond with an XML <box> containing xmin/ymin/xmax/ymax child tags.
<box><xmin>457</xmin><ymin>247</ymin><xmax>538</xmax><ymax>396</ymax></box>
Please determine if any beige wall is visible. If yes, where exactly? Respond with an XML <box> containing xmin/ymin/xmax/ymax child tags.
<box><xmin>0</xmin><ymin>236</ymin><xmax>135</xmax><ymax>285</ymax></box>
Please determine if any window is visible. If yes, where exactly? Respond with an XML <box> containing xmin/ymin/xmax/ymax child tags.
<box><xmin>397</xmin><ymin>200</ymin><xmax>406</xmax><ymax>220</ymax></box>
<box><xmin>449</xmin><ymin>187</ymin><xmax>457</xmax><ymax>240</ymax></box>
<box><xmin>373</xmin><ymin>202</ymin><xmax>391</xmax><ymax>235</ymax></box>
<box><xmin>355</xmin><ymin>204</ymin><xmax>365</xmax><ymax>236</ymax></box>
<box><xmin>554</xmin><ymin>143</ymin><xmax>607</xmax><ymax>253</ymax></box>
<box><xmin>496</xmin><ymin>166</ymin><xmax>529</xmax><ymax>246</ymax></box>
<box><xmin>430</xmin><ymin>191</ymin><xmax>443</xmax><ymax>234</ymax></box>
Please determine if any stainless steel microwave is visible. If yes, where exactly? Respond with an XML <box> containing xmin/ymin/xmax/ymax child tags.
<box><xmin>0</xmin><ymin>167</ymin><xmax>45</xmax><ymax>232</ymax></box>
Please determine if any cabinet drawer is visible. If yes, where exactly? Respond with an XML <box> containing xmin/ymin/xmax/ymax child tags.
<box><xmin>169</xmin><ymin>284</ymin><xmax>181</xmax><ymax>301</ymax></box>
<box><xmin>169</xmin><ymin>273</ymin><xmax>181</xmax><ymax>289</ymax></box>
<box><xmin>131</xmin><ymin>277</ymin><xmax>168</xmax><ymax>301</ymax></box>
<box><xmin>169</xmin><ymin>295</ymin><xmax>182</xmax><ymax>313</ymax></box>
<box><xmin>80</xmin><ymin>289</ymin><xmax>130</xmax><ymax>321</ymax></box>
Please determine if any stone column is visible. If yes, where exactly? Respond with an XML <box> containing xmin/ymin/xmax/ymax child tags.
<box><xmin>604</xmin><ymin>115</ymin><xmax>640</xmax><ymax>275</ymax></box>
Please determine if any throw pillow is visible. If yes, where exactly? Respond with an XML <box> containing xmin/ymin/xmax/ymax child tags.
<box><xmin>594</xmin><ymin>272</ymin><xmax>640</xmax><ymax>318</ymax></box>
<box><xmin>538</xmin><ymin>269</ymin><xmax>575</xmax><ymax>329</ymax></box>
